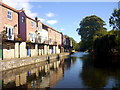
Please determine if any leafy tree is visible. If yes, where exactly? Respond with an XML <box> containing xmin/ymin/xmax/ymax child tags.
<box><xmin>108</xmin><ymin>30</ymin><xmax>120</xmax><ymax>50</ymax></box>
<box><xmin>76</xmin><ymin>15</ymin><xmax>107</xmax><ymax>51</ymax></box>
<box><xmin>93</xmin><ymin>33</ymin><xmax>116</xmax><ymax>58</ymax></box>
<box><xmin>109</xmin><ymin>9</ymin><xmax>120</xmax><ymax>31</ymax></box>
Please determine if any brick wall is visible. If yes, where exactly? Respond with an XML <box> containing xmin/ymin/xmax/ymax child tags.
<box><xmin>26</xmin><ymin>18</ymin><xmax>36</xmax><ymax>42</ymax></box>
<box><xmin>48</xmin><ymin>28</ymin><xmax>56</xmax><ymax>45</ymax></box>
<box><xmin>0</xmin><ymin>5</ymin><xmax>18</xmax><ymax>35</ymax></box>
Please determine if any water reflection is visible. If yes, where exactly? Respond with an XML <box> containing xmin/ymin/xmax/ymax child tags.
<box><xmin>80</xmin><ymin>53</ymin><xmax>120</xmax><ymax>88</ymax></box>
<box><xmin>2</xmin><ymin>56</ymin><xmax>76</xmax><ymax>89</ymax></box>
<box><xmin>2</xmin><ymin>52</ymin><xmax>120</xmax><ymax>89</ymax></box>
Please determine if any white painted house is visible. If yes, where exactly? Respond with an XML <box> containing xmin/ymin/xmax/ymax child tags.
<box><xmin>37</xmin><ymin>23</ymin><xmax>48</xmax><ymax>44</ymax></box>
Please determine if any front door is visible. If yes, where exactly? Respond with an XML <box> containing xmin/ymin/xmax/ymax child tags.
<box><xmin>27</xmin><ymin>46</ymin><xmax>29</xmax><ymax>56</ymax></box>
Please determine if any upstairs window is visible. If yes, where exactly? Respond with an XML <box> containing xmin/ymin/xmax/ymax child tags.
<box><xmin>38</xmin><ymin>24</ymin><xmax>41</xmax><ymax>30</ymax></box>
<box><xmin>49</xmin><ymin>38</ymin><xmax>52</xmax><ymax>44</ymax></box>
<box><xmin>50</xmin><ymin>29</ymin><xmax>51</xmax><ymax>33</ymax></box>
<box><xmin>31</xmin><ymin>21</ymin><xmax>34</xmax><ymax>28</ymax></box>
<box><xmin>30</xmin><ymin>33</ymin><xmax>35</xmax><ymax>42</ymax></box>
<box><xmin>22</xmin><ymin>16</ymin><xmax>25</xmax><ymax>23</ymax></box>
<box><xmin>7</xmin><ymin>10</ymin><xmax>12</xmax><ymax>20</ymax></box>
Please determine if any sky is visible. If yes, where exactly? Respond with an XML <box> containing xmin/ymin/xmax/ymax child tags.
<box><xmin>2</xmin><ymin>0</ymin><xmax>119</xmax><ymax>43</ymax></box>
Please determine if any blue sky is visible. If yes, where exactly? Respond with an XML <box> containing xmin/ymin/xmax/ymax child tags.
<box><xmin>2</xmin><ymin>1</ymin><xmax>119</xmax><ymax>42</ymax></box>
<box><xmin>31</xmin><ymin>2</ymin><xmax>118</xmax><ymax>42</ymax></box>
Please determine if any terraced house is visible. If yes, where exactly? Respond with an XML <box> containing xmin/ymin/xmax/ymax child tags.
<box><xmin>0</xmin><ymin>1</ymin><xmax>72</xmax><ymax>60</ymax></box>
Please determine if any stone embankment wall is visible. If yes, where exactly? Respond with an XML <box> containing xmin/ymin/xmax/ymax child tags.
<box><xmin>1</xmin><ymin>52</ymin><xmax>69</xmax><ymax>71</ymax></box>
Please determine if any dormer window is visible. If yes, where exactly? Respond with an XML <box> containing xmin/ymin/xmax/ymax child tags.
<box><xmin>31</xmin><ymin>21</ymin><xmax>34</xmax><ymax>28</ymax></box>
<box><xmin>7</xmin><ymin>10</ymin><xmax>12</xmax><ymax>20</ymax></box>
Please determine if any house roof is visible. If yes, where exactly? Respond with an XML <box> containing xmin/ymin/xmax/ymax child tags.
<box><xmin>0</xmin><ymin>2</ymin><xmax>19</xmax><ymax>13</ymax></box>
<box><xmin>42</xmin><ymin>23</ymin><xmax>62</xmax><ymax>34</ymax></box>
<box><xmin>0</xmin><ymin>2</ymin><xmax>36</xmax><ymax>21</ymax></box>
<box><xmin>0</xmin><ymin>2</ymin><xmax>62</xmax><ymax>34</ymax></box>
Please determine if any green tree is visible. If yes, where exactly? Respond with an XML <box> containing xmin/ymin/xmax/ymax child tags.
<box><xmin>109</xmin><ymin>9</ymin><xmax>120</xmax><ymax>31</ymax></box>
<box><xmin>76</xmin><ymin>15</ymin><xmax>107</xmax><ymax>51</ymax></box>
<box><xmin>93</xmin><ymin>34</ymin><xmax>116</xmax><ymax>58</ymax></box>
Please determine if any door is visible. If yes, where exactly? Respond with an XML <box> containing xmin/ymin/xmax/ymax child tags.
<box><xmin>43</xmin><ymin>49</ymin><xmax>44</xmax><ymax>55</ymax></box>
<box><xmin>27</xmin><ymin>46</ymin><xmax>29</xmax><ymax>56</ymax></box>
<box><xmin>52</xmin><ymin>48</ymin><xmax>53</xmax><ymax>54</ymax></box>
<box><xmin>0</xmin><ymin>49</ymin><xmax>2</xmax><ymax>58</ymax></box>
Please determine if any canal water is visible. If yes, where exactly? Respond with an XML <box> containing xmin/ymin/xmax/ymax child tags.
<box><xmin>1</xmin><ymin>52</ymin><xmax>120</xmax><ymax>89</ymax></box>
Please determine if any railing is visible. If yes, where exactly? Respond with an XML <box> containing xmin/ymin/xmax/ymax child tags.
<box><xmin>14</xmin><ymin>33</ymin><xmax>22</xmax><ymax>41</ymax></box>
<box><xmin>43</xmin><ymin>40</ymin><xmax>49</xmax><ymax>44</ymax></box>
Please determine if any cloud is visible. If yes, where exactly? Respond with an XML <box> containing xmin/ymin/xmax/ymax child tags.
<box><xmin>46</xmin><ymin>20</ymin><xmax>58</xmax><ymax>25</ymax></box>
<box><xmin>2</xmin><ymin>0</ymin><xmax>38</xmax><ymax>18</ymax></box>
<box><xmin>46</xmin><ymin>12</ymin><xmax>55</xmax><ymax>17</ymax></box>
<box><xmin>39</xmin><ymin>18</ymin><xmax>45</xmax><ymax>22</ymax></box>
<box><xmin>60</xmin><ymin>28</ymin><xmax>64</xmax><ymax>31</ymax></box>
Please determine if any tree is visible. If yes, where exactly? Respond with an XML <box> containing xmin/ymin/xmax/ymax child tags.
<box><xmin>109</xmin><ymin>9</ymin><xmax>120</xmax><ymax>31</ymax></box>
<box><xmin>76</xmin><ymin>15</ymin><xmax>107</xmax><ymax>51</ymax></box>
<box><xmin>93</xmin><ymin>34</ymin><xmax>116</xmax><ymax>58</ymax></box>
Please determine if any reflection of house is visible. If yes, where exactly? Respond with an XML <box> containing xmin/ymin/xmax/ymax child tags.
<box><xmin>49</xmin><ymin>61</ymin><xmax>63</xmax><ymax>87</ymax></box>
<box><xmin>2</xmin><ymin>58</ymin><xmax>70</xmax><ymax>89</ymax></box>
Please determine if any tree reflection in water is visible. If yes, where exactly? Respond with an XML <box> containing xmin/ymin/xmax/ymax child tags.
<box><xmin>80</xmin><ymin>54</ymin><xmax>120</xmax><ymax>88</ymax></box>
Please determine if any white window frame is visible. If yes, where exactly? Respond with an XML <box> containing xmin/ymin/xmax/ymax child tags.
<box><xmin>30</xmin><ymin>33</ymin><xmax>35</xmax><ymax>43</ymax></box>
<box><xmin>6</xmin><ymin>26</ymin><xmax>14</xmax><ymax>40</ymax></box>
<box><xmin>7</xmin><ymin>10</ymin><xmax>12</xmax><ymax>20</ymax></box>
<box><xmin>50</xmin><ymin>29</ymin><xmax>51</xmax><ymax>33</ymax></box>
<box><xmin>38</xmin><ymin>24</ymin><xmax>41</xmax><ymax>30</ymax></box>
<box><xmin>31</xmin><ymin>21</ymin><xmax>34</xmax><ymax>28</ymax></box>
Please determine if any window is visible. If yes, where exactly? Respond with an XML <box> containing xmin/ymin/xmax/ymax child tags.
<box><xmin>5</xmin><ymin>27</ymin><xmax>14</xmax><ymax>40</ymax></box>
<box><xmin>39</xmin><ymin>24</ymin><xmax>41</xmax><ymax>29</ymax></box>
<box><xmin>12</xmin><ymin>28</ymin><xmax>14</xmax><ymax>35</ymax></box>
<box><xmin>22</xmin><ymin>16</ymin><xmax>25</xmax><ymax>22</ymax></box>
<box><xmin>30</xmin><ymin>33</ymin><xmax>35</xmax><ymax>42</ymax></box>
<box><xmin>49</xmin><ymin>38</ymin><xmax>52</xmax><ymax>44</ymax></box>
<box><xmin>7</xmin><ymin>10</ymin><xmax>12</xmax><ymax>20</ymax></box>
<box><xmin>45</xmin><ymin>37</ymin><xmax>47</xmax><ymax>41</ymax></box>
<box><xmin>50</xmin><ymin>29</ymin><xmax>51</xmax><ymax>33</ymax></box>
<box><xmin>31</xmin><ymin>21</ymin><xmax>34</xmax><ymax>28</ymax></box>
<box><xmin>8</xmin><ymin>28</ymin><xmax>11</xmax><ymax>38</ymax></box>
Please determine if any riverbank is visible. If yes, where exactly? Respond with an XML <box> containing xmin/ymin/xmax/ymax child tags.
<box><xmin>1</xmin><ymin>52</ymin><xmax>70</xmax><ymax>71</ymax></box>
